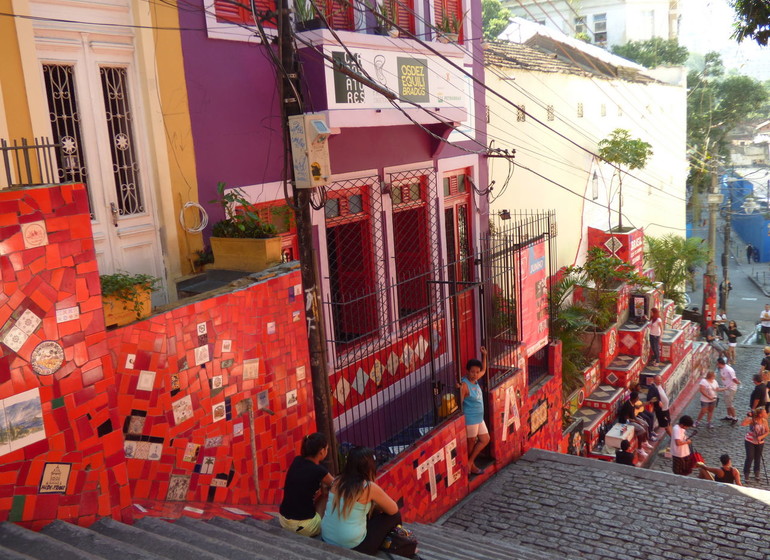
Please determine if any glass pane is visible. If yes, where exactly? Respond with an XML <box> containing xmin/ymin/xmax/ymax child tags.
<box><xmin>100</xmin><ymin>67</ymin><xmax>144</xmax><ymax>216</ymax></box>
<box><xmin>391</xmin><ymin>186</ymin><xmax>402</xmax><ymax>204</ymax></box>
<box><xmin>42</xmin><ymin>64</ymin><xmax>93</xmax><ymax>214</ymax></box>
<box><xmin>325</xmin><ymin>198</ymin><xmax>340</xmax><ymax>218</ymax></box>
<box><xmin>443</xmin><ymin>177</ymin><xmax>450</xmax><ymax>196</ymax></box>
<box><xmin>409</xmin><ymin>182</ymin><xmax>421</xmax><ymax>201</ymax></box>
<box><xmin>457</xmin><ymin>174</ymin><xmax>466</xmax><ymax>193</ymax></box>
<box><xmin>348</xmin><ymin>194</ymin><xmax>363</xmax><ymax>214</ymax></box>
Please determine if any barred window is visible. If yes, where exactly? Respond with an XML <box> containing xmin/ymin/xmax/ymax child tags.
<box><xmin>546</xmin><ymin>105</ymin><xmax>555</xmax><ymax>121</ymax></box>
<box><xmin>577</xmin><ymin>103</ymin><xmax>584</xmax><ymax>118</ymax></box>
<box><xmin>516</xmin><ymin>105</ymin><xmax>526</xmax><ymax>122</ymax></box>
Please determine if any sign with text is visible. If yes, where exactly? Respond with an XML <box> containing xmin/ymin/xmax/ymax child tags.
<box><xmin>520</xmin><ymin>241</ymin><xmax>549</xmax><ymax>357</ymax></box>
<box><xmin>325</xmin><ymin>46</ymin><xmax>466</xmax><ymax>111</ymax></box>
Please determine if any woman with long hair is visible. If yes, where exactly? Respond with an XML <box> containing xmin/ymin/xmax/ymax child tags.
<box><xmin>725</xmin><ymin>320</ymin><xmax>742</xmax><ymax>364</ymax></box>
<box><xmin>321</xmin><ymin>446</ymin><xmax>401</xmax><ymax>554</ymax></box>
<box><xmin>741</xmin><ymin>408</ymin><xmax>768</xmax><ymax>481</ymax></box>
<box><xmin>648</xmin><ymin>307</ymin><xmax>663</xmax><ymax>366</ymax></box>
<box><xmin>279</xmin><ymin>432</ymin><xmax>334</xmax><ymax>537</ymax></box>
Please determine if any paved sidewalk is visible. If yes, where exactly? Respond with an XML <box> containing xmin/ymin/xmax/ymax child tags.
<box><xmin>648</xmin><ymin>345</ymin><xmax>770</xmax><ymax>487</ymax></box>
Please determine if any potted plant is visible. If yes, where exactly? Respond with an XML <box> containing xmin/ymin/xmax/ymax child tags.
<box><xmin>209</xmin><ymin>182</ymin><xmax>281</xmax><ymax>272</ymax></box>
<box><xmin>193</xmin><ymin>245</ymin><xmax>214</xmax><ymax>273</ymax></box>
<box><xmin>435</xmin><ymin>10</ymin><xmax>463</xmax><ymax>43</ymax></box>
<box><xmin>294</xmin><ymin>0</ymin><xmax>325</xmax><ymax>31</ymax></box>
<box><xmin>100</xmin><ymin>271</ymin><xmax>160</xmax><ymax>327</ymax></box>
<box><xmin>372</xmin><ymin>1</ymin><xmax>399</xmax><ymax>37</ymax></box>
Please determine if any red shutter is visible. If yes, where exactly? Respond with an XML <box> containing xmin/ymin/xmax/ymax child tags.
<box><xmin>326</xmin><ymin>0</ymin><xmax>354</xmax><ymax>30</ymax></box>
<box><xmin>213</xmin><ymin>0</ymin><xmax>277</xmax><ymax>29</ymax></box>
<box><xmin>434</xmin><ymin>0</ymin><xmax>463</xmax><ymax>42</ymax></box>
<box><xmin>393</xmin><ymin>0</ymin><xmax>414</xmax><ymax>34</ymax></box>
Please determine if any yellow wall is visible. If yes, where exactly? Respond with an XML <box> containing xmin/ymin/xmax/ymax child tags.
<box><xmin>135</xmin><ymin>0</ymin><xmax>202</xmax><ymax>279</ymax></box>
<box><xmin>0</xmin><ymin>0</ymin><xmax>34</xmax><ymax>143</ymax></box>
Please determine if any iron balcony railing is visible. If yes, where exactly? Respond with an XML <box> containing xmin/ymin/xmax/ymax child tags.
<box><xmin>0</xmin><ymin>137</ymin><xmax>62</xmax><ymax>189</ymax></box>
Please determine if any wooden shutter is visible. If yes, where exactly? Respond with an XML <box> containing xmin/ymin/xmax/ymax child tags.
<box><xmin>392</xmin><ymin>0</ymin><xmax>415</xmax><ymax>34</ymax></box>
<box><xmin>326</xmin><ymin>0</ymin><xmax>354</xmax><ymax>30</ymax></box>
<box><xmin>214</xmin><ymin>0</ymin><xmax>277</xmax><ymax>29</ymax></box>
<box><xmin>433</xmin><ymin>0</ymin><xmax>463</xmax><ymax>42</ymax></box>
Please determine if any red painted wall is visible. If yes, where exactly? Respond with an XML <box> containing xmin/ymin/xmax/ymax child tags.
<box><xmin>0</xmin><ymin>183</ymin><xmax>314</xmax><ymax>527</ymax></box>
<box><xmin>0</xmin><ymin>184</ymin><xmax>128</xmax><ymax>529</ymax></box>
<box><xmin>108</xmin><ymin>268</ymin><xmax>313</xmax><ymax>507</ymax></box>
<box><xmin>376</xmin><ymin>415</ymin><xmax>468</xmax><ymax>523</ymax></box>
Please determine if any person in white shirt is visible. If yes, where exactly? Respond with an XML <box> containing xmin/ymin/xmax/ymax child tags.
<box><xmin>717</xmin><ymin>357</ymin><xmax>741</xmax><ymax>423</ymax></box>
<box><xmin>761</xmin><ymin>304</ymin><xmax>770</xmax><ymax>345</ymax></box>
<box><xmin>671</xmin><ymin>415</ymin><xmax>694</xmax><ymax>476</ymax></box>
<box><xmin>695</xmin><ymin>371</ymin><xmax>723</xmax><ymax>429</ymax></box>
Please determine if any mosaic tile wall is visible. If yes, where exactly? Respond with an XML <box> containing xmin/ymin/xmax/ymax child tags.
<box><xmin>375</xmin><ymin>415</ymin><xmax>468</xmax><ymax>524</ymax></box>
<box><xmin>108</xmin><ymin>267</ymin><xmax>313</xmax><ymax>506</ymax></box>
<box><xmin>0</xmin><ymin>184</ymin><xmax>130</xmax><ymax>528</ymax></box>
<box><xmin>526</xmin><ymin>342</ymin><xmax>564</xmax><ymax>452</ymax></box>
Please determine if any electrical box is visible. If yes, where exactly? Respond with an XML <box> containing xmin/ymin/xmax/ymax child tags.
<box><xmin>289</xmin><ymin>113</ymin><xmax>332</xmax><ymax>189</ymax></box>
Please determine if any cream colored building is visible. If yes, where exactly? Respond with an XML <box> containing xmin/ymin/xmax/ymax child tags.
<box><xmin>0</xmin><ymin>0</ymin><xmax>201</xmax><ymax>304</ymax></box>
<box><xmin>485</xmin><ymin>20</ymin><xmax>687</xmax><ymax>268</ymax></box>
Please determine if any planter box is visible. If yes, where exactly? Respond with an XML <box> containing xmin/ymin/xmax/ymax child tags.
<box><xmin>603</xmin><ymin>354</ymin><xmax>642</xmax><ymax>389</ymax></box>
<box><xmin>579</xmin><ymin>324</ymin><xmax>618</xmax><ymax>369</ymax></box>
<box><xmin>103</xmin><ymin>289</ymin><xmax>152</xmax><ymax>328</ymax></box>
<box><xmin>210</xmin><ymin>236</ymin><xmax>282</xmax><ymax>272</ymax></box>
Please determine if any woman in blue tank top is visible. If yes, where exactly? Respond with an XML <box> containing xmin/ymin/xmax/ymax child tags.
<box><xmin>321</xmin><ymin>446</ymin><xmax>401</xmax><ymax>554</ymax></box>
<box><xmin>459</xmin><ymin>346</ymin><xmax>489</xmax><ymax>475</ymax></box>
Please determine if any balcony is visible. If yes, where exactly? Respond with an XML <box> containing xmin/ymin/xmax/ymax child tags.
<box><xmin>0</xmin><ymin>138</ymin><xmax>63</xmax><ymax>189</ymax></box>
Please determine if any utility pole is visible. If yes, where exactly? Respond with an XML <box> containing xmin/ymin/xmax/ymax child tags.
<box><xmin>277</xmin><ymin>0</ymin><xmax>338</xmax><ymax>472</ymax></box>
<box><xmin>721</xmin><ymin>193</ymin><xmax>732</xmax><ymax>313</ymax></box>
<box><xmin>702</xmin><ymin>161</ymin><xmax>720</xmax><ymax>328</ymax></box>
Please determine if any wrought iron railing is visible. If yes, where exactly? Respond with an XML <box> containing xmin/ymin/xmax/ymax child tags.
<box><xmin>482</xmin><ymin>210</ymin><xmax>557</xmax><ymax>388</ymax></box>
<box><xmin>0</xmin><ymin>137</ymin><xmax>61</xmax><ymax>189</ymax></box>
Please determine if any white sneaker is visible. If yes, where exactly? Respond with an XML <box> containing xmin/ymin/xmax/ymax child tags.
<box><xmin>642</xmin><ymin>442</ymin><xmax>654</xmax><ymax>451</ymax></box>
<box><xmin>637</xmin><ymin>449</ymin><xmax>649</xmax><ymax>459</ymax></box>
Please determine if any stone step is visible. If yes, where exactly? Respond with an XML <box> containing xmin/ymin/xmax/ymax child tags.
<box><xmin>0</xmin><ymin>544</ymin><xmax>43</xmax><ymax>559</ymax></box>
<box><xmin>224</xmin><ymin>516</ymin><xmax>370</xmax><ymax>559</ymax></box>
<box><xmin>412</xmin><ymin>522</ymin><xmax>568</xmax><ymax>560</ymax></box>
<box><xmin>172</xmin><ymin>516</ymin><xmax>318</xmax><ymax>560</ymax></box>
<box><xmin>41</xmin><ymin>520</ymin><xmax>156</xmax><ymax>560</ymax></box>
<box><xmin>0</xmin><ymin>522</ymin><xmax>104</xmax><ymax>560</ymax></box>
<box><xmin>90</xmin><ymin>517</ymin><xmax>228</xmax><ymax>560</ymax></box>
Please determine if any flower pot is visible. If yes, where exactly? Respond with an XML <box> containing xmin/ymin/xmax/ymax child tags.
<box><xmin>437</xmin><ymin>32</ymin><xmax>458</xmax><ymax>43</ymax></box>
<box><xmin>103</xmin><ymin>288</ymin><xmax>152</xmax><ymax>328</ymax></box>
<box><xmin>296</xmin><ymin>17</ymin><xmax>326</xmax><ymax>31</ymax></box>
<box><xmin>210</xmin><ymin>236</ymin><xmax>282</xmax><ymax>273</ymax></box>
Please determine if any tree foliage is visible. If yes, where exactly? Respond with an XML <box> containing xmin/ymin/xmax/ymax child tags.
<box><xmin>645</xmin><ymin>235</ymin><xmax>708</xmax><ymax>307</ymax></box>
<box><xmin>686</xmin><ymin>53</ymin><xmax>768</xmax><ymax>220</ymax></box>
<box><xmin>482</xmin><ymin>0</ymin><xmax>511</xmax><ymax>41</ymax></box>
<box><xmin>598</xmin><ymin>129</ymin><xmax>653</xmax><ymax>229</ymax></box>
<box><xmin>598</xmin><ymin>129</ymin><xmax>653</xmax><ymax>171</ymax></box>
<box><xmin>731</xmin><ymin>0</ymin><xmax>770</xmax><ymax>46</ymax></box>
<box><xmin>611</xmin><ymin>37</ymin><xmax>689</xmax><ymax>68</ymax></box>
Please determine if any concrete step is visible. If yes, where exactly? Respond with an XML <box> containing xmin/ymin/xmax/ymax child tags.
<box><xmin>412</xmin><ymin>522</ymin><xmax>569</xmax><ymax>560</ymax></box>
<box><xmin>218</xmin><ymin>516</ymin><xmax>370</xmax><ymax>559</ymax></box>
<box><xmin>0</xmin><ymin>522</ymin><xmax>104</xmax><ymax>560</ymax></box>
<box><xmin>41</xmin><ymin>520</ymin><xmax>156</xmax><ymax>560</ymax></box>
<box><xmin>0</xmin><ymin>544</ymin><xmax>43</xmax><ymax>559</ymax></box>
<box><xmin>90</xmin><ymin>517</ymin><xmax>228</xmax><ymax>560</ymax></box>
<box><xmin>149</xmin><ymin>516</ymin><xmax>310</xmax><ymax>560</ymax></box>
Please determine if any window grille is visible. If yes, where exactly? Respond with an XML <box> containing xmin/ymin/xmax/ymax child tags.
<box><xmin>100</xmin><ymin>67</ymin><xmax>144</xmax><ymax>216</ymax></box>
<box><xmin>516</xmin><ymin>105</ymin><xmax>526</xmax><ymax>122</ymax></box>
<box><xmin>577</xmin><ymin>103</ymin><xmax>584</xmax><ymax>118</ymax></box>
<box><xmin>546</xmin><ymin>105</ymin><xmax>555</xmax><ymax>121</ymax></box>
<box><xmin>593</xmin><ymin>13</ymin><xmax>607</xmax><ymax>43</ymax></box>
<box><xmin>42</xmin><ymin>64</ymin><xmax>92</xmax><ymax>211</ymax></box>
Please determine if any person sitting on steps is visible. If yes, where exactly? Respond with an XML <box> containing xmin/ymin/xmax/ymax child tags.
<box><xmin>697</xmin><ymin>453</ymin><xmax>742</xmax><ymax>485</ymax></box>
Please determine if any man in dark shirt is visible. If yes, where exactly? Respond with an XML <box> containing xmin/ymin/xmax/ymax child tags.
<box><xmin>760</xmin><ymin>347</ymin><xmax>770</xmax><ymax>375</ymax></box>
<box><xmin>749</xmin><ymin>374</ymin><xmax>767</xmax><ymax>413</ymax></box>
<box><xmin>615</xmin><ymin>440</ymin><xmax>635</xmax><ymax>466</ymax></box>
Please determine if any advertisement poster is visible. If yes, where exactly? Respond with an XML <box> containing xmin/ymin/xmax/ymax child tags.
<box><xmin>520</xmin><ymin>241</ymin><xmax>549</xmax><ymax>357</ymax></box>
